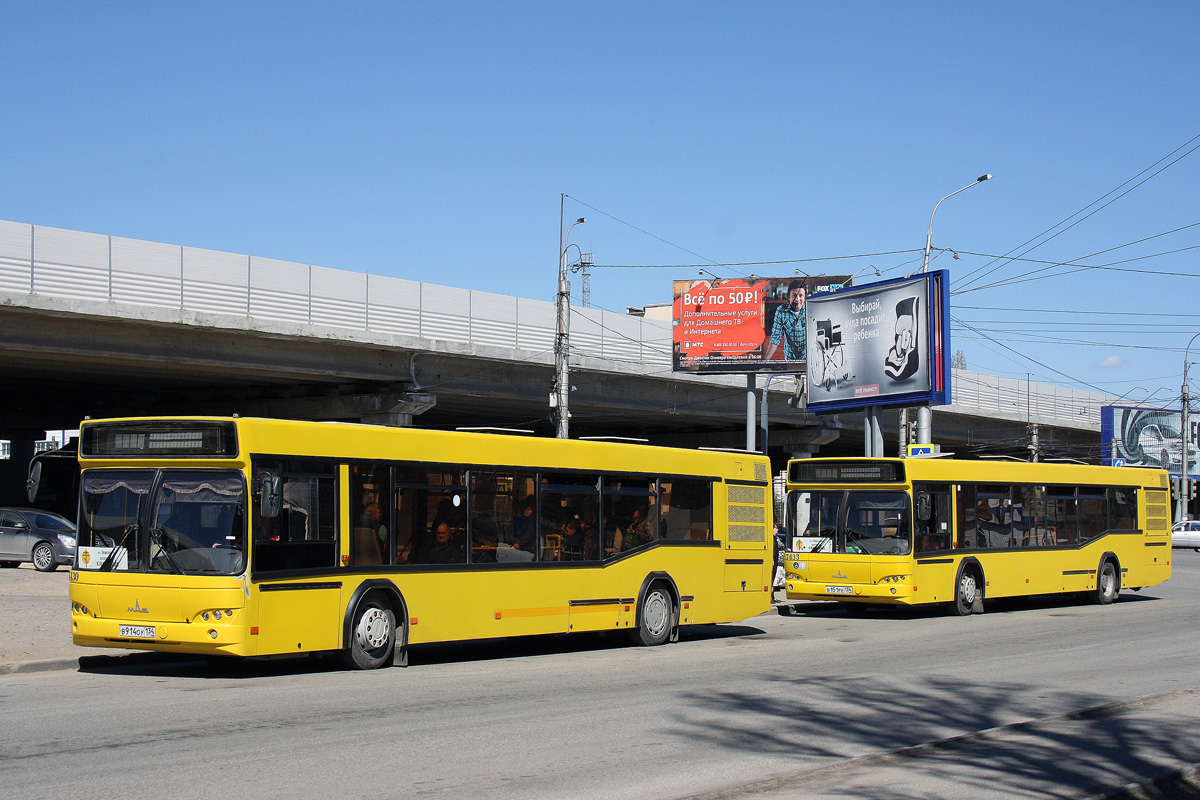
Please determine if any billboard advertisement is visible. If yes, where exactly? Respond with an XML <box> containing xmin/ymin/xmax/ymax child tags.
<box><xmin>1101</xmin><ymin>405</ymin><xmax>1199</xmax><ymax>478</ymax></box>
<box><xmin>671</xmin><ymin>275</ymin><xmax>851</xmax><ymax>374</ymax></box>
<box><xmin>804</xmin><ymin>270</ymin><xmax>952</xmax><ymax>413</ymax></box>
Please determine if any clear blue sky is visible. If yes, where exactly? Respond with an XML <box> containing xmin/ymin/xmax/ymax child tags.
<box><xmin>3</xmin><ymin>1</ymin><xmax>1199</xmax><ymax>407</ymax></box>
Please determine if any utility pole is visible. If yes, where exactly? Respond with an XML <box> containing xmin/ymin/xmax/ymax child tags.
<box><xmin>1180</xmin><ymin>333</ymin><xmax>1200</xmax><ymax>520</ymax></box>
<box><xmin>578</xmin><ymin>249</ymin><xmax>595</xmax><ymax>308</ymax></box>
<box><xmin>916</xmin><ymin>174</ymin><xmax>992</xmax><ymax>447</ymax></box>
<box><xmin>553</xmin><ymin>195</ymin><xmax>586</xmax><ymax>439</ymax></box>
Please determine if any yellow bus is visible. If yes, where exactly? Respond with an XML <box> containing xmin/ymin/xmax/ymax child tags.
<box><xmin>781</xmin><ymin>458</ymin><xmax>1171</xmax><ymax>614</ymax></box>
<box><xmin>69</xmin><ymin>417</ymin><xmax>773</xmax><ymax>668</ymax></box>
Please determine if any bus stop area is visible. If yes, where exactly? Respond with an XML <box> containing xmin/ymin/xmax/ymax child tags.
<box><xmin>0</xmin><ymin>565</ymin><xmax>125</xmax><ymax>673</ymax></box>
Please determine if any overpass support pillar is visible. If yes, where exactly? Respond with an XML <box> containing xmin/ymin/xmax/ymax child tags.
<box><xmin>0</xmin><ymin>437</ymin><xmax>37</xmax><ymax>507</ymax></box>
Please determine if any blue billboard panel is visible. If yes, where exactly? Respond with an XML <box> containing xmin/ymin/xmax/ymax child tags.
<box><xmin>805</xmin><ymin>270</ymin><xmax>951</xmax><ymax>413</ymax></box>
<box><xmin>1101</xmin><ymin>405</ymin><xmax>1199</xmax><ymax>479</ymax></box>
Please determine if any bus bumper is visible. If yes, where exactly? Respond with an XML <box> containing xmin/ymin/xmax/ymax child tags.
<box><xmin>785</xmin><ymin>580</ymin><xmax>918</xmax><ymax>605</ymax></box>
<box><xmin>71</xmin><ymin>610</ymin><xmax>250</xmax><ymax>657</ymax></box>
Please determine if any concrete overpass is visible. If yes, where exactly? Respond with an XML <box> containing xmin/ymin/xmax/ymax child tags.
<box><xmin>0</xmin><ymin>219</ymin><xmax>1112</xmax><ymax>504</ymax></box>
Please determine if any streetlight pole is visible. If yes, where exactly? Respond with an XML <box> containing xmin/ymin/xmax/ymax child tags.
<box><xmin>554</xmin><ymin>197</ymin><xmax>586</xmax><ymax>439</ymax></box>
<box><xmin>921</xmin><ymin>174</ymin><xmax>992</xmax><ymax>273</ymax></box>
<box><xmin>915</xmin><ymin>174</ymin><xmax>992</xmax><ymax>448</ymax></box>
<box><xmin>1179</xmin><ymin>332</ymin><xmax>1200</xmax><ymax>521</ymax></box>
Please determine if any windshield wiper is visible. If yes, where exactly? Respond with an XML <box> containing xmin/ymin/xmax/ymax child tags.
<box><xmin>845</xmin><ymin>529</ymin><xmax>875</xmax><ymax>554</ymax></box>
<box><xmin>150</xmin><ymin>528</ymin><xmax>184</xmax><ymax>574</ymax></box>
<box><xmin>99</xmin><ymin>521</ymin><xmax>138</xmax><ymax>571</ymax></box>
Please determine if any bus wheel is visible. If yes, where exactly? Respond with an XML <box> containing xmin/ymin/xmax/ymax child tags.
<box><xmin>954</xmin><ymin>567</ymin><xmax>981</xmax><ymax>616</ymax></box>
<box><xmin>630</xmin><ymin>583</ymin><xmax>675</xmax><ymax>647</ymax></box>
<box><xmin>32</xmin><ymin>542</ymin><xmax>57</xmax><ymax>572</ymax></box>
<box><xmin>1093</xmin><ymin>560</ymin><xmax>1119</xmax><ymax>605</ymax></box>
<box><xmin>342</xmin><ymin>597</ymin><xmax>396</xmax><ymax>670</ymax></box>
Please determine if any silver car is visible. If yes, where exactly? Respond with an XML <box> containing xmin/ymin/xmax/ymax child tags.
<box><xmin>1171</xmin><ymin>520</ymin><xmax>1200</xmax><ymax>551</ymax></box>
<box><xmin>0</xmin><ymin>508</ymin><xmax>77</xmax><ymax>571</ymax></box>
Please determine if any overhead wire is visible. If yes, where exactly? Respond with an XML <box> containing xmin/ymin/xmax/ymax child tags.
<box><xmin>953</xmin><ymin>132</ymin><xmax>1200</xmax><ymax>293</ymax></box>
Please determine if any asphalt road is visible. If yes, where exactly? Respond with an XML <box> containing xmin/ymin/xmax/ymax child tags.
<box><xmin>3</xmin><ymin>555</ymin><xmax>1200</xmax><ymax>799</ymax></box>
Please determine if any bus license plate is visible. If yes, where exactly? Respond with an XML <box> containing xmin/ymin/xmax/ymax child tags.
<box><xmin>119</xmin><ymin>625</ymin><xmax>156</xmax><ymax>639</ymax></box>
<box><xmin>825</xmin><ymin>586</ymin><xmax>853</xmax><ymax>595</ymax></box>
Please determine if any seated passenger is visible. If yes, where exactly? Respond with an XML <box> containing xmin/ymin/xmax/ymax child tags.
<box><xmin>511</xmin><ymin>501</ymin><xmax>537</xmax><ymax>553</ymax></box>
<box><xmin>559</xmin><ymin>519</ymin><xmax>593</xmax><ymax>560</ymax></box>
<box><xmin>620</xmin><ymin>506</ymin><xmax>655</xmax><ymax>551</ymax></box>
<box><xmin>413</xmin><ymin>522</ymin><xmax>466</xmax><ymax>564</ymax></box>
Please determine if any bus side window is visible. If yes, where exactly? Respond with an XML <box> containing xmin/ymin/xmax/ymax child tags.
<box><xmin>1046</xmin><ymin>487</ymin><xmax>1078</xmax><ymax>546</ymax></box>
<box><xmin>957</xmin><ymin>484</ymin><xmax>976</xmax><ymax>550</ymax></box>
<box><xmin>253</xmin><ymin>462</ymin><xmax>338</xmax><ymax>572</ymax></box>
<box><xmin>913</xmin><ymin>483</ymin><xmax>952</xmax><ymax>553</ymax></box>
<box><xmin>660</xmin><ymin>479</ymin><xmax>712</xmax><ymax>540</ymax></box>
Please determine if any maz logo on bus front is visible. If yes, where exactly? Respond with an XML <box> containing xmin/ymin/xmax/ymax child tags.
<box><xmin>832</xmin><ymin>570</ymin><xmax>849</xmax><ymax>580</ymax></box>
<box><xmin>128</xmin><ymin>600</ymin><xmax>150</xmax><ymax>614</ymax></box>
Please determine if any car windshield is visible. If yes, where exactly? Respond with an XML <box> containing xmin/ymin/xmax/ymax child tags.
<box><xmin>28</xmin><ymin>512</ymin><xmax>75</xmax><ymax>532</ymax></box>
<box><xmin>788</xmin><ymin>489</ymin><xmax>912</xmax><ymax>556</ymax></box>
<box><xmin>78</xmin><ymin>469</ymin><xmax>246</xmax><ymax>575</ymax></box>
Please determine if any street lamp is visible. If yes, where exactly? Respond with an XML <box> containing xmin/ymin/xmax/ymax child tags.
<box><xmin>921</xmin><ymin>174</ymin><xmax>991</xmax><ymax>273</ymax></box>
<box><xmin>554</xmin><ymin>206</ymin><xmax>587</xmax><ymax>439</ymax></box>
<box><xmin>1179</xmin><ymin>332</ymin><xmax>1200</xmax><ymax>520</ymax></box>
<box><xmin>914</xmin><ymin>174</ymin><xmax>992</xmax><ymax>450</ymax></box>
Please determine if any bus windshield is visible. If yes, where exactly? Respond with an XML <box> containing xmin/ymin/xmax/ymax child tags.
<box><xmin>78</xmin><ymin>469</ymin><xmax>246</xmax><ymax>575</ymax></box>
<box><xmin>789</xmin><ymin>489</ymin><xmax>912</xmax><ymax>556</ymax></box>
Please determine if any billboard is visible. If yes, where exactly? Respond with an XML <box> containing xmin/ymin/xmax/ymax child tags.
<box><xmin>671</xmin><ymin>275</ymin><xmax>851</xmax><ymax>374</ymax></box>
<box><xmin>1101</xmin><ymin>405</ymin><xmax>1199</xmax><ymax>478</ymax></box>
<box><xmin>804</xmin><ymin>270</ymin><xmax>952</xmax><ymax>413</ymax></box>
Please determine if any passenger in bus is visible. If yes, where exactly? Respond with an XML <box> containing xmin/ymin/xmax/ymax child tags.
<box><xmin>559</xmin><ymin>519</ymin><xmax>593</xmax><ymax>560</ymax></box>
<box><xmin>414</xmin><ymin>521</ymin><xmax>466</xmax><ymax>564</ymax></box>
<box><xmin>618</xmin><ymin>506</ymin><xmax>655</xmax><ymax>551</ymax></box>
<box><xmin>511</xmin><ymin>501</ymin><xmax>537</xmax><ymax>553</ymax></box>
<box><xmin>361</xmin><ymin>503</ymin><xmax>388</xmax><ymax>554</ymax></box>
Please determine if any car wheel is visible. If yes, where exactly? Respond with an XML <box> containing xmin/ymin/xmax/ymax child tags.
<box><xmin>341</xmin><ymin>597</ymin><xmax>395</xmax><ymax>670</ymax></box>
<box><xmin>32</xmin><ymin>541</ymin><xmax>57</xmax><ymax>572</ymax></box>
<box><xmin>629</xmin><ymin>583</ymin><xmax>675</xmax><ymax>647</ymax></box>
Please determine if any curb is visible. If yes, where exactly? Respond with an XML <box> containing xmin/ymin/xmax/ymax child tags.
<box><xmin>1</xmin><ymin>651</ymin><xmax>183</xmax><ymax>676</ymax></box>
<box><xmin>0</xmin><ymin>657</ymin><xmax>81</xmax><ymax>675</ymax></box>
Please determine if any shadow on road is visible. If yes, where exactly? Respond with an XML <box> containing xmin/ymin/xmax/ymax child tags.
<box><xmin>777</xmin><ymin>589</ymin><xmax>1163</xmax><ymax>619</ymax></box>
<box><xmin>75</xmin><ymin>622</ymin><xmax>768</xmax><ymax>679</ymax></box>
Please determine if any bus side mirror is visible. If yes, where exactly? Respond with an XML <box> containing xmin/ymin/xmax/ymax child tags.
<box><xmin>26</xmin><ymin>461</ymin><xmax>42</xmax><ymax>504</ymax></box>
<box><xmin>259</xmin><ymin>475</ymin><xmax>282</xmax><ymax>519</ymax></box>
<box><xmin>916</xmin><ymin>492</ymin><xmax>931</xmax><ymax>522</ymax></box>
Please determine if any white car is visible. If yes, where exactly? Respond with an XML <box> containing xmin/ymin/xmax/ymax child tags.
<box><xmin>1172</xmin><ymin>520</ymin><xmax>1200</xmax><ymax>551</ymax></box>
<box><xmin>1140</xmin><ymin>424</ymin><xmax>1184</xmax><ymax>470</ymax></box>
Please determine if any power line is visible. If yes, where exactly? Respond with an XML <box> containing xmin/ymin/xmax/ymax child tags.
<box><xmin>954</xmin><ymin>132</ymin><xmax>1200</xmax><ymax>293</ymax></box>
<box><xmin>565</xmin><ymin>194</ymin><xmax>722</xmax><ymax>266</ymax></box>
<box><xmin>590</xmin><ymin>249</ymin><xmax>922</xmax><ymax>271</ymax></box>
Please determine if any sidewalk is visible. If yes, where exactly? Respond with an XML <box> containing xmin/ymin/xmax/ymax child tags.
<box><xmin>0</xmin><ymin>564</ymin><xmax>125</xmax><ymax>674</ymax></box>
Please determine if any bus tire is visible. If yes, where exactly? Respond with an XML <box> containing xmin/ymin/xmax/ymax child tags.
<box><xmin>1093</xmin><ymin>559</ymin><xmax>1119</xmax><ymax>605</ymax></box>
<box><xmin>630</xmin><ymin>582</ymin><xmax>675</xmax><ymax>647</ymax></box>
<box><xmin>953</xmin><ymin>564</ymin><xmax>982</xmax><ymax>616</ymax></box>
<box><xmin>342</xmin><ymin>596</ymin><xmax>396</xmax><ymax>670</ymax></box>
<box><xmin>32</xmin><ymin>541</ymin><xmax>57</xmax><ymax>572</ymax></box>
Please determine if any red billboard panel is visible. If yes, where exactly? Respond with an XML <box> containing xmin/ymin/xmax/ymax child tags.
<box><xmin>672</xmin><ymin>275</ymin><xmax>851</xmax><ymax>374</ymax></box>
